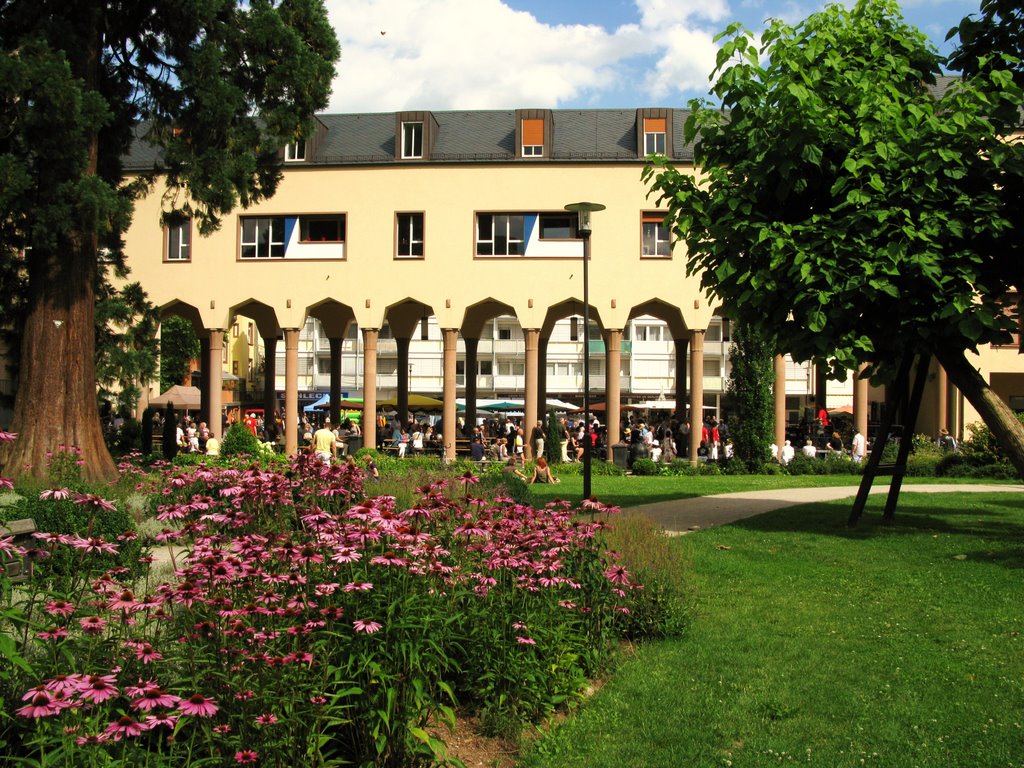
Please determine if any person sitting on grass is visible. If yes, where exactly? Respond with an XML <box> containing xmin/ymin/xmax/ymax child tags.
<box><xmin>529</xmin><ymin>456</ymin><xmax>559</xmax><ymax>484</ymax></box>
<box><xmin>503</xmin><ymin>456</ymin><xmax>527</xmax><ymax>480</ymax></box>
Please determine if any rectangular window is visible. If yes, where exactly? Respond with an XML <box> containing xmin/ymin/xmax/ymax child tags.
<box><xmin>240</xmin><ymin>217</ymin><xmax>286</xmax><ymax>258</ymax></box>
<box><xmin>539</xmin><ymin>213</ymin><xmax>575</xmax><ymax>240</ymax></box>
<box><xmin>285</xmin><ymin>140</ymin><xmax>306</xmax><ymax>162</ymax></box>
<box><xmin>476</xmin><ymin>214</ymin><xmax>525</xmax><ymax>256</ymax></box>
<box><xmin>396</xmin><ymin>212</ymin><xmax>424</xmax><ymax>258</ymax></box>
<box><xmin>644</xmin><ymin>117</ymin><xmax>667</xmax><ymax>155</ymax></box>
<box><xmin>522</xmin><ymin>118</ymin><xmax>544</xmax><ymax>156</ymax></box>
<box><xmin>165</xmin><ymin>216</ymin><xmax>192</xmax><ymax>262</ymax></box>
<box><xmin>402</xmin><ymin>122</ymin><xmax>423</xmax><ymax>159</ymax></box>
<box><xmin>299</xmin><ymin>215</ymin><xmax>345</xmax><ymax>243</ymax></box>
<box><xmin>498</xmin><ymin>328</ymin><xmax>512</xmax><ymax>340</ymax></box>
<box><xmin>641</xmin><ymin>211</ymin><xmax>671</xmax><ymax>257</ymax></box>
<box><xmin>478</xmin><ymin>360</ymin><xmax>493</xmax><ymax>376</ymax></box>
<box><xmin>570</xmin><ymin>317</ymin><xmax>579</xmax><ymax>341</ymax></box>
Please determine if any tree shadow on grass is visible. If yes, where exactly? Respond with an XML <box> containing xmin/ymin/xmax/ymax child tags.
<box><xmin>729</xmin><ymin>494</ymin><xmax>1024</xmax><ymax>553</ymax></box>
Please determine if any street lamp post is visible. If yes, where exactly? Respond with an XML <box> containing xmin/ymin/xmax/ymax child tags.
<box><xmin>564</xmin><ymin>202</ymin><xmax>605</xmax><ymax>500</ymax></box>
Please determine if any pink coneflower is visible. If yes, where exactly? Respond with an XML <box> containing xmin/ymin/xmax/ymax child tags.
<box><xmin>213</xmin><ymin>723</ymin><xmax>233</xmax><ymax>734</ymax></box>
<box><xmin>76</xmin><ymin>732</ymin><xmax>111</xmax><ymax>745</ymax></box>
<box><xmin>459</xmin><ymin>471</ymin><xmax>480</xmax><ymax>486</ymax></box>
<box><xmin>330</xmin><ymin>546</ymin><xmax>362</xmax><ymax>564</ymax></box>
<box><xmin>177</xmin><ymin>694</ymin><xmax>219</xmax><ymax>717</ymax></box>
<box><xmin>0</xmin><ymin>429</ymin><xmax>17</xmax><ymax>442</ymax></box>
<box><xmin>104</xmin><ymin>715</ymin><xmax>146</xmax><ymax>740</ymax></box>
<box><xmin>255</xmin><ymin>712</ymin><xmax>278</xmax><ymax>725</ymax></box>
<box><xmin>44</xmin><ymin>599</ymin><xmax>75</xmax><ymax>617</ymax></box>
<box><xmin>131</xmin><ymin>688</ymin><xmax>180</xmax><ymax>711</ymax></box>
<box><xmin>342</xmin><ymin>581</ymin><xmax>373</xmax><ymax>592</ymax></box>
<box><xmin>603</xmin><ymin>564</ymin><xmax>631</xmax><ymax>585</ymax></box>
<box><xmin>235</xmin><ymin>750</ymin><xmax>259</xmax><ymax>764</ymax></box>
<box><xmin>0</xmin><ymin>536</ymin><xmax>25</xmax><ymax>558</ymax></box>
<box><xmin>78</xmin><ymin>674</ymin><xmax>119</xmax><ymax>704</ymax></box>
<box><xmin>78</xmin><ymin>616</ymin><xmax>107</xmax><ymax>635</ymax></box>
<box><xmin>39</xmin><ymin>487</ymin><xmax>71</xmax><ymax>500</ymax></box>
<box><xmin>369</xmin><ymin>551</ymin><xmax>407</xmax><ymax>567</ymax></box>
<box><xmin>16</xmin><ymin>691</ymin><xmax>63</xmax><ymax>718</ymax></box>
<box><xmin>68</xmin><ymin>536</ymin><xmax>119</xmax><ymax>555</ymax></box>
<box><xmin>44</xmin><ymin>675</ymin><xmax>86</xmax><ymax>696</ymax></box>
<box><xmin>0</xmin><ymin>476</ymin><xmax>12</xmax><ymax>491</ymax></box>
<box><xmin>310</xmin><ymin>695</ymin><xmax>327</xmax><ymax>705</ymax></box>
<box><xmin>73</xmin><ymin>493</ymin><xmax>118</xmax><ymax>512</ymax></box>
<box><xmin>36</xmin><ymin>627</ymin><xmax>69</xmax><ymax>640</ymax></box>
<box><xmin>143</xmin><ymin>714</ymin><xmax>179</xmax><ymax>730</ymax></box>
<box><xmin>515</xmin><ymin>636</ymin><xmax>537</xmax><ymax>645</ymax></box>
<box><xmin>133</xmin><ymin>642</ymin><xmax>163</xmax><ymax>664</ymax></box>
<box><xmin>107</xmin><ymin>590</ymin><xmax>140</xmax><ymax>613</ymax></box>
<box><xmin>353</xmin><ymin>619</ymin><xmax>383</xmax><ymax>634</ymax></box>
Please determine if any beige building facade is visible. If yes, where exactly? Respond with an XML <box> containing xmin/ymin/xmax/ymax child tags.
<box><xmin>119</xmin><ymin>107</ymin><xmax>1020</xmax><ymax>458</ymax></box>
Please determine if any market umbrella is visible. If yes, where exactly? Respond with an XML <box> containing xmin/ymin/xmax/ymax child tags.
<box><xmin>376</xmin><ymin>394</ymin><xmax>445</xmax><ymax>410</ymax></box>
<box><xmin>150</xmin><ymin>385</ymin><xmax>201</xmax><ymax>410</ymax></box>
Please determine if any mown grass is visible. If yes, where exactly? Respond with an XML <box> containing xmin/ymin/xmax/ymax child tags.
<box><xmin>519</xmin><ymin>491</ymin><xmax>1024</xmax><ymax>768</ymax></box>
<box><xmin>527</xmin><ymin>472</ymin><xmax>999</xmax><ymax>509</ymax></box>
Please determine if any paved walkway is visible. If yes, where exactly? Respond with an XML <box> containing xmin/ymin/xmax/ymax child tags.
<box><xmin>628</xmin><ymin>483</ymin><xmax>1024</xmax><ymax>534</ymax></box>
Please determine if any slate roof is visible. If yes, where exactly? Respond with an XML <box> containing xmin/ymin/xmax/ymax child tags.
<box><xmin>124</xmin><ymin>108</ymin><xmax>694</xmax><ymax>171</ymax></box>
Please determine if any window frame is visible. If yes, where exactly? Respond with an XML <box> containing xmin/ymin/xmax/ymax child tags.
<box><xmin>401</xmin><ymin>121</ymin><xmax>424</xmax><ymax>159</ymax></box>
<box><xmin>284</xmin><ymin>140</ymin><xmax>306</xmax><ymax>162</ymax></box>
<box><xmin>641</xmin><ymin>211</ymin><xmax>671</xmax><ymax>258</ymax></box>
<box><xmin>396</xmin><ymin>212</ymin><xmax>425</xmax><ymax>259</ymax></box>
<box><xmin>165</xmin><ymin>216</ymin><xmax>192</xmax><ymax>262</ymax></box>
<box><xmin>538</xmin><ymin>213</ymin><xmax>576</xmax><ymax>240</ymax></box>
<box><xmin>476</xmin><ymin>213</ymin><xmax>525</xmax><ymax>256</ymax></box>
<box><xmin>521</xmin><ymin>118</ymin><xmax>545</xmax><ymax>157</ymax></box>
<box><xmin>240</xmin><ymin>217</ymin><xmax>286</xmax><ymax>259</ymax></box>
<box><xmin>298</xmin><ymin>215</ymin><xmax>346</xmax><ymax>244</ymax></box>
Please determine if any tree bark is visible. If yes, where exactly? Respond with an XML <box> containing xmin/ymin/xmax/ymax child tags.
<box><xmin>936</xmin><ymin>346</ymin><xmax>1024</xmax><ymax>480</ymax></box>
<box><xmin>0</xmin><ymin>15</ymin><xmax>116</xmax><ymax>484</ymax></box>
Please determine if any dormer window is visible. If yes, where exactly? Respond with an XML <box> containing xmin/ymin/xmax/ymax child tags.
<box><xmin>636</xmin><ymin>109</ymin><xmax>673</xmax><ymax>158</ymax></box>
<box><xmin>643</xmin><ymin>117</ymin><xmax>666</xmax><ymax>155</ymax></box>
<box><xmin>402</xmin><ymin>122</ymin><xmax>423</xmax><ymax>159</ymax></box>
<box><xmin>522</xmin><ymin>118</ymin><xmax>544</xmax><ymax>157</ymax></box>
<box><xmin>284</xmin><ymin>140</ymin><xmax>306</xmax><ymax>162</ymax></box>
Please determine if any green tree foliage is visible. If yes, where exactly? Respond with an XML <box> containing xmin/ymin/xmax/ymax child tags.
<box><xmin>0</xmin><ymin>0</ymin><xmax>340</xmax><ymax>482</ymax></box>
<box><xmin>95</xmin><ymin>277</ymin><xmax>159</xmax><ymax>418</ymax></box>
<box><xmin>545</xmin><ymin>408</ymin><xmax>564</xmax><ymax>464</ymax></box>
<box><xmin>159</xmin><ymin>315</ymin><xmax>201</xmax><ymax>393</ymax></box>
<box><xmin>643</xmin><ymin>0</ymin><xmax>1024</xmax><ymax>480</ymax></box>
<box><xmin>725</xmin><ymin>323</ymin><xmax>775</xmax><ymax>470</ymax></box>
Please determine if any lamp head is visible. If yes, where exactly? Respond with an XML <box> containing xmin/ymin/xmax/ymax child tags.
<box><xmin>564</xmin><ymin>201</ymin><xmax>605</xmax><ymax>236</ymax></box>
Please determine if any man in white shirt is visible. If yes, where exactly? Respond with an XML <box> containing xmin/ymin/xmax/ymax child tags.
<box><xmin>851</xmin><ymin>429</ymin><xmax>867</xmax><ymax>463</ymax></box>
<box><xmin>802</xmin><ymin>439</ymin><xmax>817</xmax><ymax>458</ymax></box>
<box><xmin>779</xmin><ymin>440</ymin><xmax>795</xmax><ymax>464</ymax></box>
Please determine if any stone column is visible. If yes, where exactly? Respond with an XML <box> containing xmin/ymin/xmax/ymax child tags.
<box><xmin>198</xmin><ymin>335</ymin><xmax>210</xmax><ymax>427</ymax></box>
<box><xmin>442</xmin><ymin>328</ymin><xmax>459</xmax><ymax>461</ymax></box>
<box><xmin>207</xmin><ymin>330</ymin><xmax>224</xmax><ymax>438</ymax></box>
<box><xmin>675</xmin><ymin>336</ymin><xmax>689</xmax><ymax>417</ymax></box>
<box><xmin>464</xmin><ymin>337</ymin><xmax>479</xmax><ymax>431</ymax></box>
<box><xmin>774</xmin><ymin>354</ymin><xmax>787</xmax><ymax>454</ymax></box>
<box><xmin>935</xmin><ymin>364</ymin><xmax>948</xmax><ymax>433</ymax></box>
<box><xmin>605</xmin><ymin>329</ymin><xmax>623</xmax><ymax>451</ymax></box>
<box><xmin>396</xmin><ymin>336</ymin><xmax>410</xmax><ymax>427</ymax></box>
<box><xmin>854</xmin><ymin>363</ymin><xmax>869</xmax><ymax>439</ymax></box>
<box><xmin>537</xmin><ymin>336</ymin><xmax>549</xmax><ymax>425</ymax></box>
<box><xmin>361</xmin><ymin>328</ymin><xmax>379</xmax><ymax>451</ymax></box>
<box><xmin>329</xmin><ymin>336</ymin><xmax>342</xmax><ymax>426</ymax></box>
<box><xmin>524</xmin><ymin>328</ymin><xmax>540</xmax><ymax>461</ymax></box>
<box><xmin>689</xmin><ymin>329</ymin><xmax>705</xmax><ymax>464</ymax></box>
<box><xmin>283</xmin><ymin>328</ymin><xmax>299</xmax><ymax>455</ymax></box>
<box><xmin>262</xmin><ymin>335</ymin><xmax>278</xmax><ymax>441</ymax></box>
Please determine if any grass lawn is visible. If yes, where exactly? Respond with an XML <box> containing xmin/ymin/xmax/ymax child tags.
<box><xmin>526</xmin><ymin>472</ymin><xmax>996</xmax><ymax>509</ymax></box>
<box><xmin>518</xmin><ymin>491</ymin><xmax>1024</xmax><ymax>768</ymax></box>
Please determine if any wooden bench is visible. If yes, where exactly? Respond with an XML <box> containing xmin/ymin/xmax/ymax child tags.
<box><xmin>0</xmin><ymin>518</ymin><xmax>37</xmax><ymax>583</ymax></box>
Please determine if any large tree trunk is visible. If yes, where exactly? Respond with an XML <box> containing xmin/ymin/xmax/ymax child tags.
<box><xmin>0</xmin><ymin>18</ymin><xmax>115</xmax><ymax>485</ymax></box>
<box><xmin>0</xmin><ymin>238</ymin><xmax>117</xmax><ymax>484</ymax></box>
<box><xmin>936</xmin><ymin>346</ymin><xmax>1024</xmax><ymax>480</ymax></box>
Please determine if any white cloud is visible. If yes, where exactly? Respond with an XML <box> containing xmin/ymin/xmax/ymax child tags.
<box><xmin>323</xmin><ymin>0</ymin><xmax>725</xmax><ymax>112</ymax></box>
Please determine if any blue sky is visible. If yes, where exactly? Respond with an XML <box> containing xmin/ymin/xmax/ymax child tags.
<box><xmin>323</xmin><ymin>0</ymin><xmax>980</xmax><ymax>113</ymax></box>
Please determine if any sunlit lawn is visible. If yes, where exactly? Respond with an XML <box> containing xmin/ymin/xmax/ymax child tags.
<box><xmin>527</xmin><ymin>471</ymin><xmax>995</xmax><ymax>509</ymax></box>
<box><xmin>519</xmin><ymin>491</ymin><xmax>1024</xmax><ymax>768</ymax></box>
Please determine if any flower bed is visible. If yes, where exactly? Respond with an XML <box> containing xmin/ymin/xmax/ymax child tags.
<box><xmin>1</xmin><ymin>432</ymin><xmax>656</xmax><ymax>766</ymax></box>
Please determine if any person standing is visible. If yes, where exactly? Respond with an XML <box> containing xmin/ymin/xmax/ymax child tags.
<box><xmin>531</xmin><ymin>420</ymin><xmax>545</xmax><ymax>462</ymax></box>
<box><xmin>851</xmin><ymin>429</ymin><xmax>867</xmax><ymax>463</ymax></box>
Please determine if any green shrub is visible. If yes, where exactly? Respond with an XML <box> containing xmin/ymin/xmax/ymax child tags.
<box><xmin>719</xmin><ymin>457</ymin><xmax>748</xmax><ymax>475</ymax></box>
<box><xmin>631</xmin><ymin>458</ymin><xmax>661</xmax><ymax>476</ymax></box>
<box><xmin>905</xmin><ymin>454</ymin><xmax>941</xmax><ymax>476</ymax></box>
<box><xmin>1</xmin><ymin>493</ymin><xmax>145</xmax><ymax>589</ymax></box>
<box><xmin>785</xmin><ymin>454</ymin><xmax>826</xmax><ymax>475</ymax></box>
<box><xmin>555</xmin><ymin>460</ymin><xmax>626</xmax><ymax>477</ymax></box>
<box><xmin>220</xmin><ymin>422</ymin><xmax>264</xmax><ymax>457</ymax></box>
<box><xmin>698</xmin><ymin>461</ymin><xmax>722</xmax><ymax>475</ymax></box>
